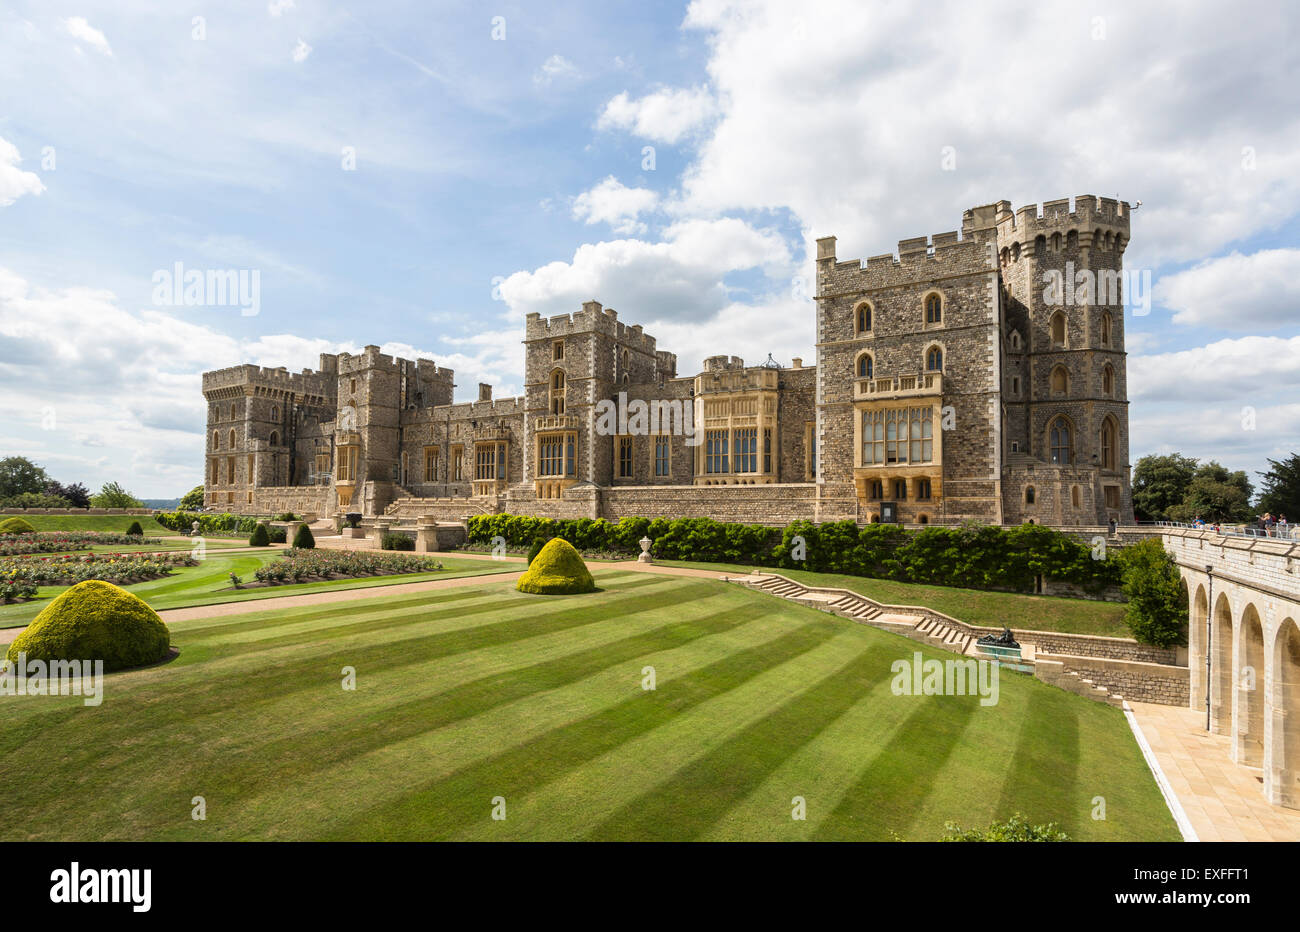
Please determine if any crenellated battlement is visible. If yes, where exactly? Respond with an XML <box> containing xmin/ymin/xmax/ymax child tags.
<box><xmin>816</xmin><ymin>226</ymin><xmax>996</xmax><ymax>295</ymax></box>
<box><xmin>525</xmin><ymin>300</ymin><xmax>660</xmax><ymax>354</ymax></box>
<box><xmin>996</xmin><ymin>195</ymin><xmax>1132</xmax><ymax>247</ymax></box>
<box><xmin>335</xmin><ymin>346</ymin><xmax>455</xmax><ymax>383</ymax></box>
<box><xmin>202</xmin><ymin>363</ymin><xmax>338</xmax><ymax>398</ymax></box>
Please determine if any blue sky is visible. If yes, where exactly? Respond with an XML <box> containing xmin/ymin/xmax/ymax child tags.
<box><xmin>1</xmin><ymin>0</ymin><xmax>1298</xmax><ymax>497</ymax></box>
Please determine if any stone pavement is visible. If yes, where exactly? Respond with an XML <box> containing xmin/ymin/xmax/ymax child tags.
<box><xmin>1129</xmin><ymin>701</ymin><xmax>1300</xmax><ymax>841</ymax></box>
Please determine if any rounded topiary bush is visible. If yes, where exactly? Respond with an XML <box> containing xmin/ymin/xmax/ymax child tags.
<box><xmin>516</xmin><ymin>538</ymin><xmax>595</xmax><ymax>595</ymax></box>
<box><xmin>0</xmin><ymin>517</ymin><xmax>36</xmax><ymax>534</ymax></box>
<box><xmin>292</xmin><ymin>523</ymin><xmax>315</xmax><ymax>549</ymax></box>
<box><xmin>7</xmin><ymin>580</ymin><xmax>171</xmax><ymax>672</ymax></box>
<box><xmin>248</xmin><ymin>523</ymin><xmax>271</xmax><ymax>547</ymax></box>
<box><xmin>526</xmin><ymin>536</ymin><xmax>548</xmax><ymax>566</ymax></box>
<box><xmin>125</xmin><ymin>520</ymin><xmax>144</xmax><ymax>536</ymax></box>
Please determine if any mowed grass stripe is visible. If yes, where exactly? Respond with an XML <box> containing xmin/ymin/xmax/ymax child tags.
<box><xmin>452</xmin><ymin>623</ymin><xmax>871</xmax><ymax>840</ymax></box>
<box><xmin>585</xmin><ymin>642</ymin><xmax>890</xmax><ymax>841</ymax></box>
<box><xmin>0</xmin><ymin>578</ymin><xmax>712</xmax><ymax>749</ymax></box>
<box><xmin>0</xmin><ymin>597</ymin><xmax>758</xmax><ymax>836</ymax></box>
<box><xmin>994</xmin><ymin>688</ymin><xmax>1080</xmax><ymax>832</ymax></box>
<box><xmin>212</xmin><ymin>599</ymin><xmax>816</xmax><ymax>839</ymax></box>
<box><xmin>811</xmin><ymin>689</ymin><xmax>981</xmax><ymax>840</ymax></box>
<box><xmin>323</xmin><ymin>619</ymin><xmax>843</xmax><ymax>840</ymax></box>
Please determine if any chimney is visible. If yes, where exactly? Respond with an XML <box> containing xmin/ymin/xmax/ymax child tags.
<box><xmin>791</xmin><ymin>357</ymin><xmax>803</xmax><ymax>369</ymax></box>
<box><xmin>478</xmin><ymin>383</ymin><xmax>492</xmax><ymax>402</ymax></box>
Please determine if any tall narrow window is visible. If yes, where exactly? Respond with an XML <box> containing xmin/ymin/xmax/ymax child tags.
<box><xmin>212</xmin><ymin>430</ymin><xmax>220</xmax><ymax>450</ymax></box>
<box><xmin>550</xmin><ymin>370</ymin><xmax>566</xmax><ymax>415</ymax></box>
<box><xmin>1051</xmin><ymin>366</ymin><xmax>1069</xmax><ymax>396</ymax></box>
<box><xmin>857</xmin><ymin>353</ymin><xmax>873</xmax><ymax>379</ymax></box>
<box><xmin>1049</xmin><ymin>418</ymin><xmax>1072</xmax><ymax>465</ymax></box>
<box><xmin>706</xmin><ymin>429</ymin><xmax>729</xmax><ymax>475</ymax></box>
<box><xmin>1025</xmin><ymin>486</ymin><xmax>1036</xmax><ymax>505</ymax></box>
<box><xmin>734</xmin><ymin>427</ymin><xmax>757</xmax><ymax>473</ymax></box>
<box><xmin>925</xmin><ymin>346</ymin><xmax>943</xmax><ymax>372</ymax></box>
<box><xmin>451</xmin><ymin>445</ymin><xmax>464</xmax><ymax>481</ymax></box>
<box><xmin>553</xmin><ymin>340</ymin><xmax>564</xmax><ymax>361</ymax></box>
<box><xmin>762</xmin><ymin>428</ymin><xmax>772</xmax><ymax>474</ymax></box>
<box><xmin>424</xmin><ymin>446</ymin><xmax>439</xmax><ymax>482</ymax></box>
<box><xmin>228</xmin><ymin>428</ymin><xmax>236</xmax><ymax>448</ymax></box>
<box><xmin>855</xmin><ymin>302</ymin><xmax>872</xmax><ymax>333</ymax></box>
<box><xmin>916</xmin><ymin>478</ymin><xmax>932</xmax><ymax>500</ymax></box>
<box><xmin>1101</xmin><ymin>418</ymin><xmax>1117</xmax><ymax>471</ymax></box>
<box><xmin>893</xmin><ymin>479</ymin><xmax>908</xmax><ymax>500</ymax></box>
<box><xmin>269</xmin><ymin>430</ymin><xmax>279</xmax><ymax>446</ymax></box>
<box><xmin>1101</xmin><ymin>312</ymin><xmax>1113</xmax><ymax>347</ymax></box>
<box><xmin>925</xmin><ymin>293</ymin><xmax>942</xmax><ymax>324</ymax></box>
<box><xmin>1050</xmin><ymin>312</ymin><xmax>1066</xmax><ymax>347</ymax></box>
<box><xmin>1102</xmin><ymin>364</ymin><xmax>1114</xmax><ymax>397</ymax></box>
<box><xmin>654</xmin><ymin>436</ymin><xmax>670</xmax><ymax>477</ymax></box>
<box><xmin>617</xmin><ymin>436</ymin><xmax>633</xmax><ymax>478</ymax></box>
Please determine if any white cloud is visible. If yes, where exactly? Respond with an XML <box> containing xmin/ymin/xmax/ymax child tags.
<box><xmin>533</xmin><ymin>54</ymin><xmax>579</xmax><ymax>86</ymax></box>
<box><xmin>498</xmin><ymin>217</ymin><xmax>793</xmax><ymax>323</ymax></box>
<box><xmin>1128</xmin><ymin>335</ymin><xmax>1300</xmax><ymax>403</ymax></box>
<box><xmin>268</xmin><ymin>0</ymin><xmax>296</xmax><ymax>16</ymax></box>
<box><xmin>597</xmin><ymin>86</ymin><xmax>717</xmax><ymax>144</ymax></box>
<box><xmin>61</xmin><ymin>17</ymin><xmax>111</xmax><ymax>56</ymax></box>
<box><xmin>1159</xmin><ymin>249</ymin><xmax>1300</xmax><ymax>330</ymax></box>
<box><xmin>0</xmin><ymin>137</ymin><xmax>44</xmax><ymax>207</ymax></box>
<box><xmin>571</xmin><ymin>177</ymin><xmax>660</xmax><ymax>234</ymax></box>
<box><xmin>292</xmin><ymin>38</ymin><xmax>312</xmax><ymax>64</ymax></box>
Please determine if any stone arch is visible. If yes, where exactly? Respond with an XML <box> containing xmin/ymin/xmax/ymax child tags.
<box><xmin>1046</xmin><ymin>414</ymin><xmax>1074</xmax><ymax>465</ymax></box>
<box><xmin>924</xmin><ymin>342</ymin><xmax>944</xmax><ymax>372</ymax></box>
<box><xmin>855</xmin><ymin>350</ymin><xmax>874</xmax><ymax>379</ymax></box>
<box><xmin>228</xmin><ymin>428</ymin><xmax>236</xmax><ymax>449</ymax></box>
<box><xmin>1189</xmin><ymin>581</ymin><xmax>1208</xmax><ymax>708</ymax></box>
<box><xmin>1210</xmin><ymin>591</ymin><xmax>1234</xmax><ymax>735</ymax></box>
<box><xmin>269</xmin><ymin>430</ymin><xmax>279</xmax><ymax>446</ymax></box>
<box><xmin>1269</xmin><ymin>617</ymin><xmax>1300</xmax><ymax>807</ymax></box>
<box><xmin>922</xmin><ymin>290</ymin><xmax>944</xmax><ymax>327</ymax></box>
<box><xmin>853</xmin><ymin>300</ymin><xmax>873</xmax><ymax>334</ymax></box>
<box><xmin>1236</xmin><ymin>603</ymin><xmax>1266</xmax><ymax>766</ymax></box>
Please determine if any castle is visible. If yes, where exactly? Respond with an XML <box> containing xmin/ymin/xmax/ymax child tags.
<box><xmin>201</xmin><ymin>196</ymin><xmax>1134</xmax><ymax>528</ymax></box>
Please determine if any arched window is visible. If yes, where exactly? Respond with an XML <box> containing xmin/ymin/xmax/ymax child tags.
<box><xmin>271</xmin><ymin>404</ymin><xmax>279</xmax><ymax>420</ymax></box>
<box><xmin>1050</xmin><ymin>312</ymin><xmax>1066</xmax><ymax>347</ymax></box>
<box><xmin>924</xmin><ymin>293</ymin><xmax>942</xmax><ymax>325</ymax></box>
<box><xmin>622</xmin><ymin>349</ymin><xmax>629</xmax><ymax>367</ymax></box>
<box><xmin>1011</xmin><ymin>242</ymin><xmax>1021</xmax><ymax>262</ymax></box>
<box><xmin>1102</xmin><ymin>364</ymin><xmax>1114</xmax><ymax>396</ymax></box>
<box><xmin>1071</xmin><ymin>485</ymin><xmax>1082</xmax><ymax>509</ymax></box>
<box><xmin>229</xmin><ymin>403</ymin><xmax>237</xmax><ymax>420</ymax></box>
<box><xmin>925</xmin><ymin>346</ymin><xmax>943</xmax><ymax>372</ymax></box>
<box><xmin>1066</xmin><ymin>230</ymin><xmax>1078</xmax><ymax>250</ymax></box>
<box><xmin>1051</xmin><ymin>232</ymin><xmax>1062</xmax><ymax>252</ymax></box>
<box><xmin>1049</xmin><ymin>417</ymin><xmax>1073</xmax><ymax>465</ymax></box>
<box><xmin>549</xmin><ymin>369</ymin><xmax>566</xmax><ymax>416</ymax></box>
<box><xmin>1101</xmin><ymin>311</ymin><xmax>1112</xmax><ymax>347</ymax></box>
<box><xmin>855</xmin><ymin>302</ymin><xmax>872</xmax><ymax>334</ymax></box>
<box><xmin>212</xmin><ymin>430</ymin><xmax>220</xmax><ymax>450</ymax></box>
<box><xmin>1025</xmin><ymin>486</ymin><xmax>1036</xmax><ymax>505</ymax></box>
<box><xmin>1050</xmin><ymin>365</ymin><xmax>1069</xmax><ymax>395</ymax></box>
<box><xmin>269</xmin><ymin>430</ymin><xmax>279</xmax><ymax>446</ymax></box>
<box><xmin>1009</xmin><ymin>331</ymin><xmax>1021</xmax><ymax>351</ymax></box>
<box><xmin>1100</xmin><ymin>417</ymin><xmax>1118</xmax><ymax>470</ymax></box>
<box><xmin>1034</xmin><ymin>235</ymin><xmax>1046</xmax><ymax>258</ymax></box>
<box><xmin>856</xmin><ymin>353</ymin><xmax>873</xmax><ymax>379</ymax></box>
<box><xmin>228</xmin><ymin>429</ymin><xmax>236</xmax><ymax>449</ymax></box>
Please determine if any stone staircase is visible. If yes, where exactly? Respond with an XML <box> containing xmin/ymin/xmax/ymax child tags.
<box><xmin>383</xmin><ymin>496</ymin><xmax>492</xmax><ymax>522</ymax></box>
<box><xmin>731</xmin><ymin>571</ymin><xmax>1129</xmax><ymax>707</ymax></box>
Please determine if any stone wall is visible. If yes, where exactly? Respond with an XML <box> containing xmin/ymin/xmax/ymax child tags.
<box><xmin>1039</xmin><ymin>652</ymin><xmax>1189</xmax><ymax>705</ymax></box>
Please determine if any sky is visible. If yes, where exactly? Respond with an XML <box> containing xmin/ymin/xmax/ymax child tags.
<box><xmin>1</xmin><ymin>0</ymin><xmax>1298</xmax><ymax>498</ymax></box>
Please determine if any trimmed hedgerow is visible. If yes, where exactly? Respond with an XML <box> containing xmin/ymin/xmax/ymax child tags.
<box><xmin>467</xmin><ymin>514</ymin><xmax>1123</xmax><ymax>595</ymax></box>
<box><xmin>7</xmin><ymin>580</ymin><xmax>171</xmax><ymax>672</ymax></box>
<box><xmin>292</xmin><ymin>524</ymin><xmax>316</xmax><ymax>549</ymax></box>
<box><xmin>516</xmin><ymin>538</ymin><xmax>595</xmax><ymax>595</ymax></box>
<box><xmin>381</xmin><ymin>532</ymin><xmax>415</xmax><ymax>551</ymax></box>
<box><xmin>0</xmin><ymin>517</ymin><xmax>36</xmax><ymax>535</ymax></box>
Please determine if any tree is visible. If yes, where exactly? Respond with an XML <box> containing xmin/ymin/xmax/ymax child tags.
<box><xmin>0</xmin><ymin>457</ymin><xmax>50</xmax><ymax>500</ymax></box>
<box><xmin>90</xmin><ymin>482</ymin><xmax>144</xmax><ymax>509</ymax></box>
<box><xmin>179</xmin><ymin>485</ymin><xmax>205</xmax><ymax>511</ymax></box>
<box><xmin>1168</xmin><ymin>461</ymin><xmax>1254</xmax><ymax>523</ymax></box>
<box><xmin>61</xmin><ymin>482</ymin><xmax>91</xmax><ymax>509</ymax></box>
<box><xmin>1130</xmin><ymin>453</ymin><xmax>1198</xmax><ymax>521</ymax></box>
<box><xmin>292</xmin><ymin>523</ymin><xmax>315</xmax><ymax>549</ymax></box>
<box><xmin>1258</xmin><ymin>453</ymin><xmax>1300</xmax><ymax>519</ymax></box>
<box><xmin>1118</xmin><ymin>538</ymin><xmax>1188</xmax><ymax>647</ymax></box>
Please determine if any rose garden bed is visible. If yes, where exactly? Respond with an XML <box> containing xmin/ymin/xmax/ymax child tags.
<box><xmin>0</xmin><ymin>531</ymin><xmax>166</xmax><ymax>557</ymax></box>
<box><xmin>229</xmin><ymin>548</ymin><xmax>446</xmax><ymax>589</ymax></box>
<box><xmin>1</xmin><ymin>552</ymin><xmax>197</xmax><ymax>602</ymax></box>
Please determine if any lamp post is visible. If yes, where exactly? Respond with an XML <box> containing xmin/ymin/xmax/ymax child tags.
<box><xmin>1205</xmin><ymin>563</ymin><xmax>1214</xmax><ymax>732</ymax></box>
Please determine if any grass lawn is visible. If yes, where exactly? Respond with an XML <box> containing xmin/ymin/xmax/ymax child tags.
<box><xmin>0</xmin><ymin>570</ymin><xmax>1179</xmax><ymax>841</ymax></box>
<box><xmin>0</xmin><ymin>552</ymin><xmax>522</xmax><ymax>628</ymax></box>
<box><xmin>651</xmin><ymin>560</ymin><xmax>1130</xmax><ymax>639</ymax></box>
<box><xmin>3</xmin><ymin>514</ymin><xmax>173</xmax><ymax>534</ymax></box>
<box><xmin>24</xmin><ymin>538</ymin><xmax>250</xmax><ymax>556</ymax></box>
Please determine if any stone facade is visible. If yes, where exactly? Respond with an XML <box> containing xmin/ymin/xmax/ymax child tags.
<box><xmin>202</xmin><ymin>195</ymin><xmax>1134</xmax><ymax>528</ymax></box>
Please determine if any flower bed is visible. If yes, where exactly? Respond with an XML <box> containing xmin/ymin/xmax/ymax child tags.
<box><xmin>245</xmin><ymin>548</ymin><xmax>444</xmax><ymax>586</ymax></box>
<box><xmin>1</xmin><ymin>552</ymin><xmax>196</xmax><ymax>601</ymax></box>
<box><xmin>0</xmin><ymin>531</ymin><xmax>165</xmax><ymax>557</ymax></box>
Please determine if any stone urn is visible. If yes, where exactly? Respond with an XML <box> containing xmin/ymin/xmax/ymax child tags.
<box><xmin>637</xmin><ymin>536</ymin><xmax>653</xmax><ymax>564</ymax></box>
<box><xmin>190</xmin><ymin>520</ymin><xmax>201</xmax><ymax>537</ymax></box>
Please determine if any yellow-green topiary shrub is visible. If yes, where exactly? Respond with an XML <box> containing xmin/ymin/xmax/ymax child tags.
<box><xmin>515</xmin><ymin>538</ymin><xmax>596</xmax><ymax>595</ymax></box>
<box><xmin>0</xmin><ymin>517</ymin><xmax>36</xmax><ymax>534</ymax></box>
<box><xmin>7</xmin><ymin>580</ymin><xmax>171</xmax><ymax>672</ymax></box>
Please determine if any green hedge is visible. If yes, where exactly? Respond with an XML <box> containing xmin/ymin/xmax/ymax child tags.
<box><xmin>381</xmin><ymin>532</ymin><xmax>415</xmax><ymax>551</ymax></box>
<box><xmin>467</xmin><ymin>514</ymin><xmax>1122</xmax><ymax>595</ymax></box>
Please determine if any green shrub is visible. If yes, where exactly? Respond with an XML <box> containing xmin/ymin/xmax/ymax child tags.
<box><xmin>267</xmin><ymin>526</ymin><xmax>287</xmax><ymax>544</ymax></box>
<box><xmin>382</xmin><ymin>532</ymin><xmax>414</xmax><ymax>551</ymax></box>
<box><xmin>526</xmin><ymin>536</ymin><xmax>548</xmax><ymax>565</ymax></box>
<box><xmin>292</xmin><ymin>523</ymin><xmax>316</xmax><ymax>549</ymax></box>
<box><xmin>1118</xmin><ymin>538</ymin><xmax>1188</xmax><ymax>647</ymax></box>
<box><xmin>940</xmin><ymin>813</ymin><xmax>1069</xmax><ymax>842</ymax></box>
<box><xmin>516</xmin><ymin>538</ymin><xmax>595</xmax><ymax>594</ymax></box>
<box><xmin>274</xmin><ymin>512</ymin><xmax>298</xmax><ymax>522</ymax></box>
<box><xmin>7</xmin><ymin>580</ymin><xmax>171</xmax><ymax>672</ymax></box>
<box><xmin>0</xmin><ymin>517</ymin><xmax>37</xmax><ymax>535</ymax></box>
<box><xmin>125</xmin><ymin>520</ymin><xmax>144</xmax><ymax>537</ymax></box>
<box><xmin>248</xmin><ymin>523</ymin><xmax>271</xmax><ymax>547</ymax></box>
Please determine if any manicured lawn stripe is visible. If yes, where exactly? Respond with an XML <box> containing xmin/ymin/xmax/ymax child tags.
<box><xmin>585</xmin><ymin>641</ymin><xmax>889</xmax><ymax>840</ymax></box>
<box><xmin>326</xmin><ymin>618</ymin><xmax>841</xmax><ymax>839</ymax></box>
<box><xmin>994</xmin><ymin>688</ymin><xmax>1080</xmax><ymax>831</ymax></box>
